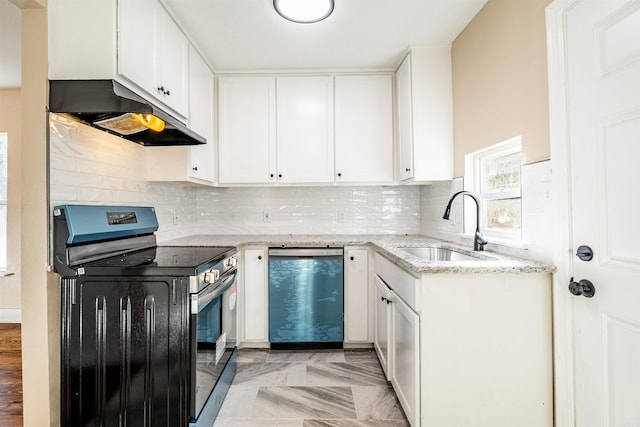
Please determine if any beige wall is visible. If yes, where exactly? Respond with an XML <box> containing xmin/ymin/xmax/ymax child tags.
<box><xmin>0</xmin><ymin>88</ymin><xmax>22</xmax><ymax>313</ymax></box>
<box><xmin>18</xmin><ymin>2</ymin><xmax>58</xmax><ymax>426</ymax></box>
<box><xmin>451</xmin><ymin>0</ymin><xmax>552</xmax><ymax>176</ymax></box>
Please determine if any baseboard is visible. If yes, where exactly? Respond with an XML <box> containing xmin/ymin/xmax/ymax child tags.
<box><xmin>0</xmin><ymin>308</ymin><xmax>21</xmax><ymax>323</ymax></box>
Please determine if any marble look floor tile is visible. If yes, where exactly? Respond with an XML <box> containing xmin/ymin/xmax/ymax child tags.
<box><xmin>351</xmin><ymin>386</ymin><xmax>406</xmax><ymax>420</ymax></box>
<box><xmin>237</xmin><ymin>349</ymin><xmax>270</xmax><ymax>363</ymax></box>
<box><xmin>305</xmin><ymin>363</ymin><xmax>388</xmax><ymax>386</ymax></box>
<box><xmin>252</xmin><ymin>386</ymin><xmax>357</xmax><ymax>419</ymax></box>
<box><xmin>214</xmin><ymin>419</ymin><xmax>304</xmax><ymax>427</ymax></box>
<box><xmin>303</xmin><ymin>420</ymin><xmax>410</xmax><ymax>427</ymax></box>
<box><xmin>267</xmin><ymin>350</ymin><xmax>346</xmax><ymax>363</ymax></box>
<box><xmin>343</xmin><ymin>350</ymin><xmax>381</xmax><ymax>365</ymax></box>
<box><xmin>233</xmin><ymin>362</ymin><xmax>307</xmax><ymax>386</ymax></box>
<box><xmin>216</xmin><ymin>385</ymin><xmax>260</xmax><ymax>418</ymax></box>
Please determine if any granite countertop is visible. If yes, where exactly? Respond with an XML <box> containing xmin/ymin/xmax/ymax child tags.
<box><xmin>162</xmin><ymin>234</ymin><xmax>555</xmax><ymax>274</ymax></box>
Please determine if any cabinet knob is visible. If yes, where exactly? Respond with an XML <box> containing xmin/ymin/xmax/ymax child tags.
<box><xmin>270</xmin><ymin>173</ymin><xmax>275</xmax><ymax>178</ymax></box>
<box><xmin>405</xmin><ymin>168</ymin><xmax>411</xmax><ymax>172</ymax></box>
<box><xmin>192</xmin><ymin>166</ymin><xmax>198</xmax><ymax>171</ymax></box>
<box><xmin>381</xmin><ymin>296</ymin><xmax>387</xmax><ymax>302</ymax></box>
<box><xmin>258</xmin><ymin>255</ymin><xmax>262</xmax><ymax>260</ymax></box>
<box><xmin>157</xmin><ymin>85</ymin><xmax>165</xmax><ymax>93</ymax></box>
<box><xmin>165</xmin><ymin>89</ymin><xmax>171</xmax><ymax>96</ymax></box>
<box><xmin>350</xmin><ymin>256</ymin><xmax>354</xmax><ymax>261</ymax></box>
<box><xmin>337</xmin><ymin>173</ymin><xmax>342</xmax><ymax>178</ymax></box>
<box><xmin>278</xmin><ymin>174</ymin><xmax>282</xmax><ymax>178</ymax></box>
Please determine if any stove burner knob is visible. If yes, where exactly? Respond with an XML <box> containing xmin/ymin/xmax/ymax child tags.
<box><xmin>204</xmin><ymin>270</ymin><xmax>220</xmax><ymax>284</ymax></box>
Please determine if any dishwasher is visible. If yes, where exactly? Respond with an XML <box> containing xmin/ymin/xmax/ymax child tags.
<box><xmin>268</xmin><ymin>248</ymin><xmax>344</xmax><ymax>349</ymax></box>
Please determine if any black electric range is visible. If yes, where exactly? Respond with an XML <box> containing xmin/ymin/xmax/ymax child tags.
<box><xmin>52</xmin><ymin>205</ymin><xmax>238</xmax><ymax>427</ymax></box>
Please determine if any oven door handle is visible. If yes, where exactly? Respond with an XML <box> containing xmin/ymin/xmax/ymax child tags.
<box><xmin>192</xmin><ymin>270</ymin><xmax>238</xmax><ymax>314</ymax></box>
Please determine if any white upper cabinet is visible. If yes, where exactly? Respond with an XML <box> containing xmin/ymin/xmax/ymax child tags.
<box><xmin>396</xmin><ymin>47</ymin><xmax>453</xmax><ymax>182</ymax></box>
<box><xmin>146</xmin><ymin>47</ymin><xmax>215</xmax><ymax>185</ymax></box>
<box><xmin>118</xmin><ymin>0</ymin><xmax>189</xmax><ymax>118</ymax></box>
<box><xmin>48</xmin><ymin>0</ymin><xmax>190</xmax><ymax>120</ymax></box>
<box><xmin>218</xmin><ymin>76</ymin><xmax>277</xmax><ymax>184</ymax></box>
<box><xmin>219</xmin><ymin>75</ymin><xmax>335</xmax><ymax>185</ymax></box>
<box><xmin>276</xmin><ymin>76</ymin><xmax>335</xmax><ymax>184</ymax></box>
<box><xmin>188</xmin><ymin>47</ymin><xmax>216</xmax><ymax>184</ymax></box>
<box><xmin>335</xmin><ymin>75</ymin><xmax>394</xmax><ymax>184</ymax></box>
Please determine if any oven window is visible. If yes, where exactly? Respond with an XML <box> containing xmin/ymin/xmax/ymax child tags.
<box><xmin>197</xmin><ymin>295</ymin><xmax>221</xmax><ymax>349</ymax></box>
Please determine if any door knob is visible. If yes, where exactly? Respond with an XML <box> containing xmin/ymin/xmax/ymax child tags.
<box><xmin>568</xmin><ymin>277</ymin><xmax>596</xmax><ymax>298</ymax></box>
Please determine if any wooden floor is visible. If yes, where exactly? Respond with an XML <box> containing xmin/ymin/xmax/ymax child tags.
<box><xmin>0</xmin><ymin>323</ymin><xmax>23</xmax><ymax>427</ymax></box>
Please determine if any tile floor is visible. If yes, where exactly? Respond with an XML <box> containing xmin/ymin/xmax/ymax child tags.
<box><xmin>213</xmin><ymin>348</ymin><xmax>409</xmax><ymax>427</ymax></box>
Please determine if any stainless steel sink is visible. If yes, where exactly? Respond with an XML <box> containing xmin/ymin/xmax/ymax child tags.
<box><xmin>398</xmin><ymin>246</ymin><xmax>482</xmax><ymax>262</ymax></box>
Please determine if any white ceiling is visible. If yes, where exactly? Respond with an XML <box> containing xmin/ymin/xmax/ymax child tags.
<box><xmin>162</xmin><ymin>0</ymin><xmax>488</xmax><ymax>72</ymax></box>
<box><xmin>0</xmin><ymin>0</ymin><xmax>488</xmax><ymax>87</ymax></box>
<box><xmin>0</xmin><ymin>0</ymin><xmax>21</xmax><ymax>88</ymax></box>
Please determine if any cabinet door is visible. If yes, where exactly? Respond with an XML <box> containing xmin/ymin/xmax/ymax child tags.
<box><xmin>374</xmin><ymin>276</ymin><xmax>391</xmax><ymax>378</ymax></box>
<box><xmin>242</xmin><ymin>248</ymin><xmax>268</xmax><ymax>342</ymax></box>
<box><xmin>188</xmin><ymin>47</ymin><xmax>215</xmax><ymax>183</ymax></box>
<box><xmin>218</xmin><ymin>77</ymin><xmax>277</xmax><ymax>184</ymax></box>
<box><xmin>61</xmin><ymin>277</ymin><xmax>188</xmax><ymax>427</ymax></box>
<box><xmin>344</xmin><ymin>248</ymin><xmax>369</xmax><ymax>343</ymax></box>
<box><xmin>396</xmin><ymin>54</ymin><xmax>414</xmax><ymax>181</ymax></box>
<box><xmin>391</xmin><ymin>293</ymin><xmax>420</xmax><ymax>427</ymax></box>
<box><xmin>335</xmin><ymin>75</ymin><xmax>393</xmax><ymax>183</ymax></box>
<box><xmin>155</xmin><ymin>6</ymin><xmax>189</xmax><ymax>116</ymax></box>
<box><xmin>276</xmin><ymin>76</ymin><xmax>334</xmax><ymax>183</ymax></box>
<box><xmin>118</xmin><ymin>0</ymin><xmax>157</xmax><ymax>96</ymax></box>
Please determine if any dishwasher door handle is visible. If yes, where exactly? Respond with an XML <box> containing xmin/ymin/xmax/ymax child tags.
<box><xmin>268</xmin><ymin>248</ymin><xmax>343</xmax><ymax>257</ymax></box>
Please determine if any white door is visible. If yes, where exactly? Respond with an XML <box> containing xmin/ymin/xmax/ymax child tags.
<box><xmin>391</xmin><ymin>293</ymin><xmax>420</xmax><ymax>427</ymax></box>
<box><xmin>396</xmin><ymin>54</ymin><xmax>414</xmax><ymax>181</ymax></box>
<box><xmin>218</xmin><ymin>77</ymin><xmax>277</xmax><ymax>184</ymax></box>
<box><xmin>276</xmin><ymin>76</ymin><xmax>334</xmax><ymax>183</ymax></box>
<box><xmin>188</xmin><ymin>47</ymin><xmax>215</xmax><ymax>183</ymax></box>
<box><xmin>334</xmin><ymin>75</ymin><xmax>394</xmax><ymax>183</ymax></box>
<box><xmin>565</xmin><ymin>1</ymin><xmax>640</xmax><ymax>425</ymax></box>
<box><xmin>242</xmin><ymin>248</ymin><xmax>268</xmax><ymax>342</ymax></box>
<box><xmin>374</xmin><ymin>276</ymin><xmax>391</xmax><ymax>378</ymax></box>
<box><xmin>344</xmin><ymin>248</ymin><xmax>370</xmax><ymax>343</ymax></box>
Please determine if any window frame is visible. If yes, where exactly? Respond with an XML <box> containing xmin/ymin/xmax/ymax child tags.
<box><xmin>464</xmin><ymin>136</ymin><xmax>523</xmax><ymax>246</ymax></box>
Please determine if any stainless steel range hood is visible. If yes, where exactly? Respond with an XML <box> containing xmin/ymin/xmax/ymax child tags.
<box><xmin>48</xmin><ymin>80</ymin><xmax>206</xmax><ymax>146</ymax></box>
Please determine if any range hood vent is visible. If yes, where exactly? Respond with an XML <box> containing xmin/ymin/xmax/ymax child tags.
<box><xmin>49</xmin><ymin>80</ymin><xmax>206</xmax><ymax>146</ymax></box>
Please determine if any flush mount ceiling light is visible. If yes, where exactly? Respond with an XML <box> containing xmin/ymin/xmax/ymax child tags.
<box><xmin>274</xmin><ymin>0</ymin><xmax>335</xmax><ymax>24</ymax></box>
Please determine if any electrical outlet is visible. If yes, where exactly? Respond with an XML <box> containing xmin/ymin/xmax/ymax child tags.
<box><xmin>172</xmin><ymin>210</ymin><xmax>179</xmax><ymax>225</ymax></box>
<box><xmin>263</xmin><ymin>210</ymin><xmax>271</xmax><ymax>222</ymax></box>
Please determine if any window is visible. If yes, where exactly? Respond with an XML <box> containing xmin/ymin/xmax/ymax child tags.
<box><xmin>465</xmin><ymin>136</ymin><xmax>522</xmax><ymax>244</ymax></box>
<box><xmin>0</xmin><ymin>133</ymin><xmax>7</xmax><ymax>270</ymax></box>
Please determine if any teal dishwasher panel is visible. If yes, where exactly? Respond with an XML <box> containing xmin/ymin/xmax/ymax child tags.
<box><xmin>268</xmin><ymin>250</ymin><xmax>344</xmax><ymax>346</ymax></box>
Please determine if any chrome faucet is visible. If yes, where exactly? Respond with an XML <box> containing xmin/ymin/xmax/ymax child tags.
<box><xmin>442</xmin><ymin>190</ymin><xmax>488</xmax><ymax>251</ymax></box>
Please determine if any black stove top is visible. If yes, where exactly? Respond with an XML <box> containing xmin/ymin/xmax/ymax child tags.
<box><xmin>78</xmin><ymin>246</ymin><xmax>236</xmax><ymax>277</ymax></box>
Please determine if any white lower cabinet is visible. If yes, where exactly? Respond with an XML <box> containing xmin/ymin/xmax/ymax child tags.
<box><xmin>344</xmin><ymin>247</ymin><xmax>370</xmax><ymax>344</ymax></box>
<box><xmin>390</xmin><ymin>292</ymin><xmax>420</xmax><ymax>427</ymax></box>
<box><xmin>374</xmin><ymin>252</ymin><xmax>553</xmax><ymax>427</ymax></box>
<box><xmin>374</xmin><ymin>276</ymin><xmax>392</xmax><ymax>378</ymax></box>
<box><xmin>374</xmin><ymin>267</ymin><xmax>420</xmax><ymax>427</ymax></box>
<box><xmin>241</xmin><ymin>247</ymin><xmax>269</xmax><ymax>344</ymax></box>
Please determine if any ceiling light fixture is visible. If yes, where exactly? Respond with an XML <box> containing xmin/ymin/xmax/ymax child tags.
<box><xmin>273</xmin><ymin>0</ymin><xmax>335</xmax><ymax>24</ymax></box>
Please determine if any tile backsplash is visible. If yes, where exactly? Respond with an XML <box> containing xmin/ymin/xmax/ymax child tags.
<box><xmin>49</xmin><ymin>114</ymin><xmax>197</xmax><ymax>241</ymax></box>
<box><xmin>195</xmin><ymin>186</ymin><xmax>420</xmax><ymax>235</ymax></box>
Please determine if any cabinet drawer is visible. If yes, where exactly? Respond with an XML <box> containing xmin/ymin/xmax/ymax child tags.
<box><xmin>374</xmin><ymin>253</ymin><xmax>420</xmax><ymax>311</ymax></box>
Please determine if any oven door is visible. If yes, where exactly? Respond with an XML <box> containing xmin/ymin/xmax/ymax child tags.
<box><xmin>189</xmin><ymin>269</ymin><xmax>238</xmax><ymax>425</ymax></box>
